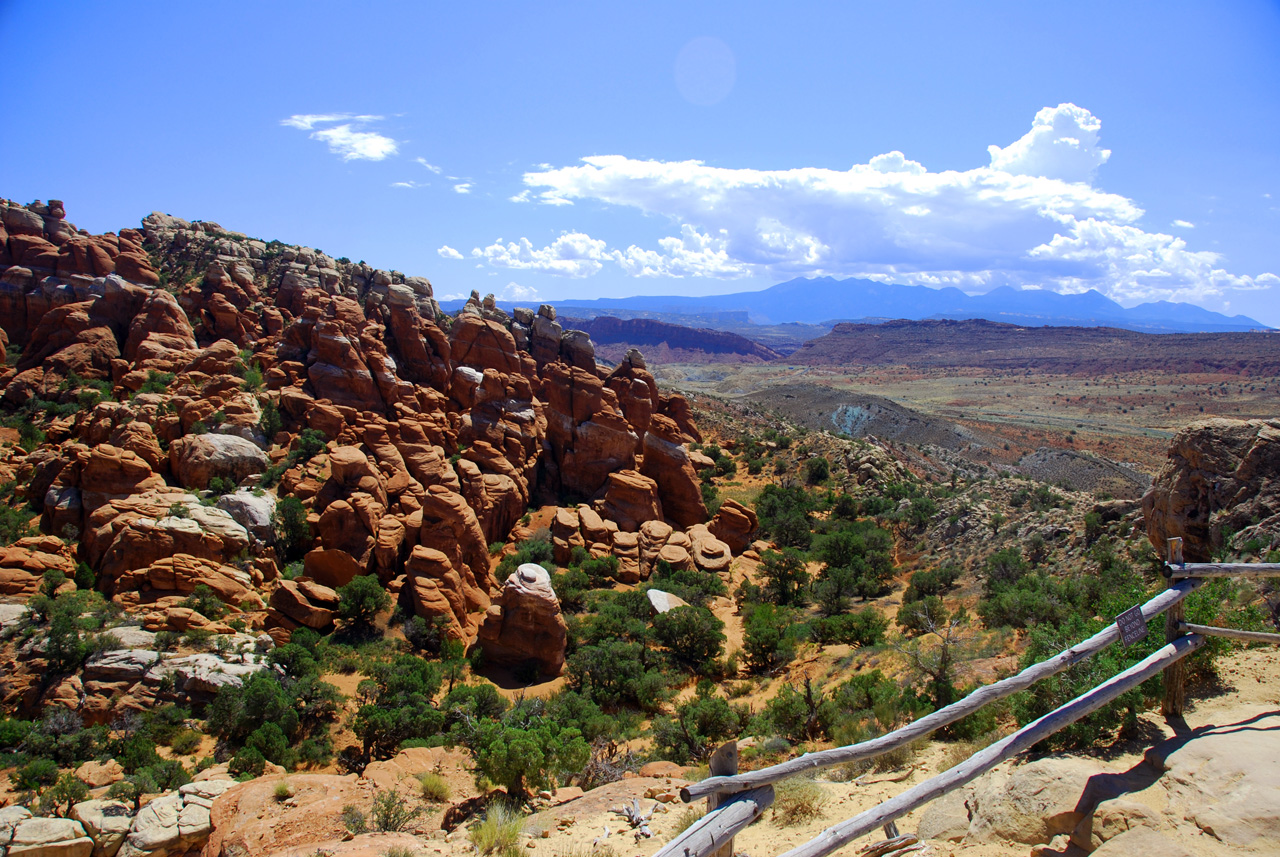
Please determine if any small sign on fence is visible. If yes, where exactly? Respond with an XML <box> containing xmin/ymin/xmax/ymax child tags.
<box><xmin>1116</xmin><ymin>605</ymin><xmax>1148</xmax><ymax>647</ymax></box>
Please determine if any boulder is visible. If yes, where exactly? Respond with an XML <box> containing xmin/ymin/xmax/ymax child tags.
<box><xmin>0</xmin><ymin>536</ymin><xmax>75</xmax><ymax>596</ymax></box>
<box><xmin>80</xmin><ymin>445</ymin><xmax>167</xmax><ymax>514</ymax></box>
<box><xmin>7</xmin><ymin>816</ymin><xmax>94</xmax><ymax>857</ymax></box>
<box><xmin>611</xmin><ymin>530</ymin><xmax>642</xmax><ymax>584</ymax></box>
<box><xmin>687</xmin><ymin>524</ymin><xmax>732</xmax><ymax>573</ymax></box>
<box><xmin>169</xmin><ymin>434</ymin><xmax>269</xmax><ymax>490</ymax></box>
<box><xmin>404</xmin><ymin>545</ymin><xmax>472</xmax><ymax>640</ymax></box>
<box><xmin>1090</xmin><ymin>828</ymin><xmax>1192</xmax><ymax>857</ymax></box>
<box><xmin>1145</xmin><ymin>709</ymin><xmax>1280</xmax><ymax>848</ymax></box>
<box><xmin>110</xmin><ymin>554</ymin><xmax>257</xmax><ymax>607</ymax></box>
<box><xmin>269</xmin><ymin>578</ymin><xmax>339</xmax><ymax>630</ymax></box>
<box><xmin>215</xmin><ymin>490</ymin><xmax>276</xmax><ymax>544</ymax></box>
<box><xmin>86</xmin><ymin>490</ymin><xmax>251</xmax><ymax>585</ymax></box>
<box><xmin>708</xmin><ymin>499</ymin><xmax>758</xmax><ymax>555</ymax></box>
<box><xmin>596</xmin><ymin>469</ymin><xmax>663</xmax><ymax>533</ymax></box>
<box><xmin>638</xmin><ymin>519</ymin><xmax>674</xmax><ymax>579</ymax></box>
<box><xmin>647</xmin><ymin>588</ymin><xmax>690</xmax><ymax>614</ymax></box>
<box><xmin>966</xmin><ymin>758</ymin><xmax>1101</xmax><ymax>845</ymax></box>
<box><xmin>201</xmin><ymin>774</ymin><xmax>369</xmax><ymax>857</ymax></box>
<box><xmin>477</xmin><ymin>563</ymin><xmax>568</xmax><ymax>675</ymax></box>
<box><xmin>70</xmin><ymin>798</ymin><xmax>132</xmax><ymax>856</ymax></box>
<box><xmin>1070</xmin><ymin>797</ymin><xmax>1167</xmax><ymax>852</ymax></box>
<box><xmin>75</xmin><ymin>760</ymin><xmax>126</xmax><ymax>788</ymax></box>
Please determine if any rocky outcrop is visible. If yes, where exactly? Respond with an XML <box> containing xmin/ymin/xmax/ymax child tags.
<box><xmin>1143</xmin><ymin>418</ymin><xmax>1280</xmax><ymax>561</ymax></box>
<box><xmin>477</xmin><ymin>563</ymin><xmax>567</xmax><ymax>676</ymax></box>
<box><xmin>268</xmin><ymin>578</ymin><xmax>340</xmax><ymax>632</ymax></box>
<box><xmin>84</xmin><ymin>490</ymin><xmax>251</xmax><ymax>589</ymax></box>
<box><xmin>0</xmin><ymin>198</ymin><xmax>718</xmax><ymax>690</ymax></box>
<box><xmin>708</xmin><ymin>499</ymin><xmax>758</xmax><ymax>555</ymax></box>
<box><xmin>202</xmin><ymin>774</ymin><xmax>376</xmax><ymax>857</ymax></box>
<box><xmin>4</xmin><ymin>813</ymin><xmax>94</xmax><ymax>856</ymax></box>
<box><xmin>639</xmin><ymin>414</ymin><xmax>707</xmax><ymax>528</ymax></box>
<box><xmin>169</xmin><ymin>434</ymin><xmax>269</xmax><ymax>490</ymax></box>
<box><xmin>0</xmin><ymin>535</ymin><xmax>75</xmax><ymax>596</ymax></box>
<box><xmin>596</xmin><ymin>469</ymin><xmax>663</xmax><ymax>533</ymax></box>
<box><xmin>117</xmin><ymin>779</ymin><xmax>236</xmax><ymax>857</ymax></box>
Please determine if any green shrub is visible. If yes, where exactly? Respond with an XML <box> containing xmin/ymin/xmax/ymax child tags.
<box><xmin>742</xmin><ymin>604</ymin><xmax>796</xmax><ymax>674</ymax></box>
<box><xmin>371</xmin><ymin>788</ymin><xmax>424</xmax><ymax>831</ymax></box>
<box><xmin>651</xmin><ymin>682</ymin><xmax>748</xmax><ymax>763</ymax></box>
<box><xmin>338</xmin><ymin>575</ymin><xmax>391</xmax><ymax>633</ymax></box>
<box><xmin>258</xmin><ymin>400</ymin><xmax>283</xmax><ymax>440</ymax></box>
<box><xmin>0</xmin><ymin>505</ymin><xmax>34</xmax><ymax>546</ymax></box>
<box><xmin>272</xmin><ymin>497</ymin><xmax>310</xmax><ymax>561</ymax></box>
<box><xmin>180</xmin><ymin>584</ymin><xmax>227</xmax><ymax>621</ymax></box>
<box><xmin>650</xmin><ymin>606</ymin><xmax>725</xmax><ymax>674</ymax></box>
<box><xmin>11</xmin><ymin>758</ymin><xmax>58</xmax><ymax>791</ymax></box>
<box><xmin>461</xmin><ymin>702</ymin><xmax>590</xmax><ymax>799</ymax></box>
<box><xmin>803</xmin><ymin>457</ymin><xmax>830</xmax><ymax>485</ymax></box>
<box><xmin>341</xmin><ymin>804</ymin><xmax>368</xmax><ymax>834</ymax></box>
<box><xmin>138</xmin><ymin>370</ymin><xmax>176</xmax><ymax>395</ymax></box>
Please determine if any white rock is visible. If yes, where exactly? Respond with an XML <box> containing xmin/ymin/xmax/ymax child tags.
<box><xmin>1146</xmin><ymin>710</ymin><xmax>1280</xmax><ymax>848</ymax></box>
<box><xmin>216</xmin><ymin>490</ymin><xmax>276</xmax><ymax>544</ymax></box>
<box><xmin>70</xmin><ymin>799</ymin><xmax>133</xmax><ymax>856</ymax></box>
<box><xmin>100</xmin><ymin>626</ymin><xmax>156</xmax><ymax>651</ymax></box>
<box><xmin>8</xmin><ymin>816</ymin><xmax>93</xmax><ymax>857</ymax></box>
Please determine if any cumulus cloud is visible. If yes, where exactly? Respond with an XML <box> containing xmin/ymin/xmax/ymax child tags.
<box><xmin>1172</xmin><ymin>219</ymin><xmax>1195</xmax><ymax>229</ymax></box>
<box><xmin>987</xmin><ymin>104</ymin><xmax>1110</xmax><ymax>182</ymax></box>
<box><xmin>437</xmin><ymin>245</ymin><xmax>464</xmax><ymax>260</ymax></box>
<box><xmin>282</xmin><ymin>113</ymin><xmax>398</xmax><ymax>161</ymax></box>
<box><xmin>489</xmin><ymin>103</ymin><xmax>1274</xmax><ymax>305</ymax></box>
<box><xmin>474</xmin><ymin>233</ymin><xmax>612</xmax><ymax>278</ymax></box>
<box><xmin>498</xmin><ymin>281</ymin><xmax>540</xmax><ymax>301</ymax></box>
<box><xmin>453</xmin><ymin>183</ymin><xmax>473</xmax><ymax>194</ymax></box>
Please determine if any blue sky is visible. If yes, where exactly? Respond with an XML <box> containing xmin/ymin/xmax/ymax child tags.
<box><xmin>3</xmin><ymin>1</ymin><xmax>1279</xmax><ymax>324</ymax></box>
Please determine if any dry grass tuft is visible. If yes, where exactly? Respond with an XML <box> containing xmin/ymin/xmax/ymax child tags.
<box><xmin>469</xmin><ymin>801</ymin><xmax>523</xmax><ymax>857</ymax></box>
<box><xmin>771</xmin><ymin>778</ymin><xmax>829</xmax><ymax>827</ymax></box>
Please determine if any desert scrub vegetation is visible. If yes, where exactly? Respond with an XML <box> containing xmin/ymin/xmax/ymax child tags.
<box><xmin>418</xmin><ymin>771</ymin><xmax>451</xmax><ymax>802</ymax></box>
<box><xmin>771</xmin><ymin>776</ymin><xmax>829</xmax><ymax>826</ymax></box>
<box><xmin>469</xmin><ymin>800</ymin><xmax>523</xmax><ymax>857</ymax></box>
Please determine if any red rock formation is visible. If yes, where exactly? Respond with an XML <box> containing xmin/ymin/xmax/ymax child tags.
<box><xmin>708</xmin><ymin>499</ymin><xmax>758</xmax><ymax>555</ymax></box>
<box><xmin>639</xmin><ymin>414</ymin><xmax>707</xmax><ymax>528</ymax></box>
<box><xmin>477</xmin><ymin>563</ymin><xmax>568</xmax><ymax>675</ymax></box>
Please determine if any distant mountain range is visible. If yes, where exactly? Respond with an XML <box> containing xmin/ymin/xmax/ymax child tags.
<box><xmin>534</xmin><ymin>277</ymin><xmax>1272</xmax><ymax>333</ymax></box>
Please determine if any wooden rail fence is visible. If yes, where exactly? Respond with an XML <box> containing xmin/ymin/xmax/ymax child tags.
<box><xmin>657</xmin><ymin>539</ymin><xmax>1279</xmax><ymax>857</ymax></box>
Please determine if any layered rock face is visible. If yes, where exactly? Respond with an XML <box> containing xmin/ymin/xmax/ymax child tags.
<box><xmin>1143</xmin><ymin>418</ymin><xmax>1280</xmax><ymax>560</ymax></box>
<box><xmin>0</xmin><ymin>198</ymin><xmax>712</xmax><ymax>662</ymax></box>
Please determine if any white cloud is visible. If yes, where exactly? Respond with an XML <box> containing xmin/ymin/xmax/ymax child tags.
<box><xmin>475</xmin><ymin>233</ymin><xmax>612</xmax><ymax>278</ymax></box>
<box><xmin>436</xmin><ymin>282</ymin><xmax>539</xmax><ymax>303</ymax></box>
<box><xmin>987</xmin><ymin>104</ymin><xmax>1110</xmax><ymax>182</ymax></box>
<box><xmin>498</xmin><ymin>281</ymin><xmax>540</xmax><ymax>301</ymax></box>
<box><xmin>1172</xmin><ymin>219</ymin><xmax>1195</xmax><ymax>229</ymax></box>
<box><xmin>496</xmin><ymin>104</ymin><xmax>1275</xmax><ymax>304</ymax></box>
<box><xmin>391</xmin><ymin>180</ymin><xmax>427</xmax><ymax>189</ymax></box>
<box><xmin>415</xmin><ymin>157</ymin><xmax>443</xmax><ymax>174</ymax></box>
<box><xmin>453</xmin><ymin>183</ymin><xmax>473</xmax><ymax>194</ymax></box>
<box><xmin>437</xmin><ymin>245</ymin><xmax>464</xmax><ymax>260</ymax></box>
<box><xmin>282</xmin><ymin>113</ymin><xmax>398</xmax><ymax>161</ymax></box>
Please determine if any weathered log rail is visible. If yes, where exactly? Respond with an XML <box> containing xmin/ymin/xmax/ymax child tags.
<box><xmin>665</xmin><ymin>539</ymin><xmax>1276</xmax><ymax>857</ymax></box>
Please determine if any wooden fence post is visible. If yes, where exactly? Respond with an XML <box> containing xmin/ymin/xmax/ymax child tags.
<box><xmin>1162</xmin><ymin>537</ymin><xmax>1186</xmax><ymax>718</ymax></box>
<box><xmin>708</xmin><ymin>741</ymin><xmax>738</xmax><ymax>857</ymax></box>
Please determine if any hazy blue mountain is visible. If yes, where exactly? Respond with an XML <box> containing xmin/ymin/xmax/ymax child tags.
<box><xmin>546</xmin><ymin>277</ymin><xmax>1270</xmax><ymax>332</ymax></box>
